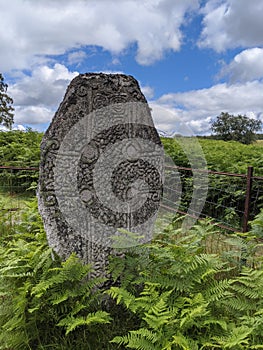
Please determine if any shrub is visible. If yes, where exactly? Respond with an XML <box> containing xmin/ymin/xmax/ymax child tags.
<box><xmin>1</xmin><ymin>199</ymin><xmax>263</xmax><ymax>349</ymax></box>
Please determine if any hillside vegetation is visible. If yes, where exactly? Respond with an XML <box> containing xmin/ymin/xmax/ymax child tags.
<box><xmin>0</xmin><ymin>130</ymin><xmax>263</xmax><ymax>349</ymax></box>
<box><xmin>0</xmin><ymin>198</ymin><xmax>263</xmax><ymax>349</ymax></box>
<box><xmin>1</xmin><ymin>130</ymin><xmax>262</xmax><ymax>174</ymax></box>
<box><xmin>162</xmin><ymin>137</ymin><xmax>263</xmax><ymax>176</ymax></box>
<box><xmin>0</xmin><ymin>129</ymin><xmax>42</xmax><ymax>167</ymax></box>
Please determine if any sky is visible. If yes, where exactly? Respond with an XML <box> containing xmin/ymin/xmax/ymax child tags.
<box><xmin>1</xmin><ymin>0</ymin><xmax>263</xmax><ymax>135</ymax></box>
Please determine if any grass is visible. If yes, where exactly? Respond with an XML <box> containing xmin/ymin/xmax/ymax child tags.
<box><xmin>0</xmin><ymin>192</ymin><xmax>35</xmax><ymax>238</ymax></box>
<box><xmin>0</xmin><ymin>191</ymin><xmax>33</xmax><ymax>211</ymax></box>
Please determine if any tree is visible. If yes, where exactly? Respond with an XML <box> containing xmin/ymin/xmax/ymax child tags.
<box><xmin>0</xmin><ymin>73</ymin><xmax>14</xmax><ymax>129</ymax></box>
<box><xmin>211</xmin><ymin>112</ymin><xmax>262</xmax><ymax>144</ymax></box>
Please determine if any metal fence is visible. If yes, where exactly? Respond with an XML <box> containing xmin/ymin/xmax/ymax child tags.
<box><xmin>0</xmin><ymin>166</ymin><xmax>39</xmax><ymax>211</ymax></box>
<box><xmin>0</xmin><ymin>166</ymin><xmax>39</xmax><ymax>192</ymax></box>
<box><xmin>162</xmin><ymin>165</ymin><xmax>263</xmax><ymax>232</ymax></box>
<box><xmin>1</xmin><ymin>165</ymin><xmax>263</xmax><ymax>232</ymax></box>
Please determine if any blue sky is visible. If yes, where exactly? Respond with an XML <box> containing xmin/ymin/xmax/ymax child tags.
<box><xmin>1</xmin><ymin>0</ymin><xmax>263</xmax><ymax>135</ymax></box>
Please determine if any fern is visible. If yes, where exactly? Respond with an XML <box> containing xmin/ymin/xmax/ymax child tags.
<box><xmin>212</xmin><ymin>325</ymin><xmax>252</xmax><ymax>348</ymax></box>
<box><xmin>250</xmin><ymin>209</ymin><xmax>263</xmax><ymax>239</ymax></box>
<box><xmin>169</xmin><ymin>332</ymin><xmax>200</xmax><ymax>350</ymax></box>
<box><xmin>107</xmin><ymin>218</ymin><xmax>263</xmax><ymax>349</ymax></box>
<box><xmin>107</xmin><ymin>286</ymin><xmax>137</xmax><ymax>310</ymax></box>
<box><xmin>31</xmin><ymin>254</ymin><xmax>97</xmax><ymax>297</ymax></box>
<box><xmin>1</xmin><ymin>198</ymin><xmax>263</xmax><ymax>348</ymax></box>
<box><xmin>57</xmin><ymin>310</ymin><xmax>112</xmax><ymax>335</ymax></box>
<box><xmin>111</xmin><ymin>328</ymin><xmax>159</xmax><ymax>350</ymax></box>
<box><xmin>142</xmin><ymin>292</ymin><xmax>173</xmax><ymax>330</ymax></box>
<box><xmin>0</xmin><ymin>199</ymin><xmax>112</xmax><ymax>350</ymax></box>
<box><xmin>203</xmin><ymin>279</ymin><xmax>233</xmax><ymax>302</ymax></box>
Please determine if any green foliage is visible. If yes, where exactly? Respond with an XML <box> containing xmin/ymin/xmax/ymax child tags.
<box><xmin>1</xmin><ymin>199</ymin><xmax>263</xmax><ymax>349</ymax></box>
<box><xmin>0</xmin><ymin>199</ymin><xmax>111</xmax><ymax>349</ymax></box>
<box><xmin>249</xmin><ymin>209</ymin><xmax>263</xmax><ymax>239</ymax></box>
<box><xmin>1</xmin><ymin>98</ymin><xmax>263</xmax><ymax>349</ymax></box>
<box><xmin>162</xmin><ymin>137</ymin><xmax>263</xmax><ymax>230</ymax></box>
<box><xmin>0</xmin><ymin>129</ymin><xmax>42</xmax><ymax>167</ymax></box>
<box><xmin>211</xmin><ymin>112</ymin><xmax>262</xmax><ymax>145</ymax></box>
<box><xmin>0</xmin><ymin>129</ymin><xmax>42</xmax><ymax>193</ymax></box>
<box><xmin>0</xmin><ymin>73</ymin><xmax>14</xmax><ymax>129</ymax></box>
<box><xmin>1</xmin><ymin>132</ymin><xmax>263</xmax><ymax>231</ymax></box>
<box><xmin>161</xmin><ymin>137</ymin><xmax>263</xmax><ymax>175</ymax></box>
<box><xmin>108</xmin><ymin>219</ymin><xmax>263</xmax><ymax>349</ymax></box>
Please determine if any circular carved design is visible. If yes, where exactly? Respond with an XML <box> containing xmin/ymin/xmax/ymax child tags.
<box><xmin>77</xmin><ymin>123</ymin><xmax>163</xmax><ymax>228</ymax></box>
<box><xmin>77</xmin><ymin>85</ymin><xmax>88</xmax><ymax>97</ymax></box>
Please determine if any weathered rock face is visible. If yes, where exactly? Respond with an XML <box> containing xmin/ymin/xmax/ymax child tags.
<box><xmin>38</xmin><ymin>73</ymin><xmax>164</xmax><ymax>276</ymax></box>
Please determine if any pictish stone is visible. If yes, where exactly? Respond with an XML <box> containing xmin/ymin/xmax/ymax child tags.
<box><xmin>38</xmin><ymin>73</ymin><xmax>164</xmax><ymax>277</ymax></box>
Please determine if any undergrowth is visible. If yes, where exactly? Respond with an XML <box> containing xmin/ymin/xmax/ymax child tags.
<box><xmin>0</xmin><ymin>198</ymin><xmax>263</xmax><ymax>349</ymax></box>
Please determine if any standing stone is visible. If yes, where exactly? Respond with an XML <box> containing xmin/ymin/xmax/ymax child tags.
<box><xmin>38</xmin><ymin>73</ymin><xmax>164</xmax><ymax>277</ymax></box>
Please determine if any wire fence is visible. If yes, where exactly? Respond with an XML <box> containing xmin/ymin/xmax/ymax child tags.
<box><xmin>162</xmin><ymin>165</ymin><xmax>263</xmax><ymax>232</ymax></box>
<box><xmin>0</xmin><ymin>166</ymin><xmax>39</xmax><ymax>212</ymax></box>
<box><xmin>1</xmin><ymin>165</ymin><xmax>263</xmax><ymax>232</ymax></box>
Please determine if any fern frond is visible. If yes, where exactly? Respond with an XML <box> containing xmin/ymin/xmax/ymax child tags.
<box><xmin>32</xmin><ymin>246</ymin><xmax>54</xmax><ymax>275</ymax></box>
<box><xmin>57</xmin><ymin>310</ymin><xmax>111</xmax><ymax>335</ymax></box>
<box><xmin>203</xmin><ymin>318</ymin><xmax>228</xmax><ymax>331</ymax></box>
<box><xmin>203</xmin><ymin>279</ymin><xmax>233</xmax><ymax>302</ymax></box>
<box><xmin>169</xmin><ymin>332</ymin><xmax>198</xmax><ymax>350</ymax></box>
<box><xmin>31</xmin><ymin>254</ymin><xmax>93</xmax><ymax>297</ymax></box>
<box><xmin>50</xmin><ymin>275</ymin><xmax>105</xmax><ymax>306</ymax></box>
<box><xmin>107</xmin><ymin>286</ymin><xmax>136</xmax><ymax>310</ymax></box>
<box><xmin>212</xmin><ymin>325</ymin><xmax>252</xmax><ymax>348</ymax></box>
<box><xmin>142</xmin><ymin>290</ymin><xmax>174</xmax><ymax>330</ymax></box>
<box><xmin>180</xmin><ymin>298</ymin><xmax>209</xmax><ymax>329</ymax></box>
<box><xmin>111</xmin><ymin>328</ymin><xmax>158</xmax><ymax>350</ymax></box>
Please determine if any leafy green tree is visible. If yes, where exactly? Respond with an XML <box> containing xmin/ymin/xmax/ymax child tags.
<box><xmin>0</xmin><ymin>73</ymin><xmax>14</xmax><ymax>129</ymax></box>
<box><xmin>211</xmin><ymin>112</ymin><xmax>262</xmax><ymax>144</ymax></box>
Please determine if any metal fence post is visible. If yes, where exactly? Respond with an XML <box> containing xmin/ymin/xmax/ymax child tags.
<box><xmin>243</xmin><ymin>166</ymin><xmax>253</xmax><ymax>233</ymax></box>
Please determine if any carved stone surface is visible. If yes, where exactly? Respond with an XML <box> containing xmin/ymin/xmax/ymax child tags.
<box><xmin>38</xmin><ymin>73</ymin><xmax>164</xmax><ymax>277</ymax></box>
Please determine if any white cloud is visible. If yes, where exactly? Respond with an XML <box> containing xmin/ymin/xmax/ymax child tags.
<box><xmin>67</xmin><ymin>51</ymin><xmax>87</xmax><ymax>65</ymax></box>
<box><xmin>9</xmin><ymin>64</ymin><xmax>78</xmax><ymax>125</ymax></box>
<box><xmin>150</xmin><ymin>102</ymin><xmax>212</xmax><ymax>136</ymax></box>
<box><xmin>10</xmin><ymin>64</ymin><xmax>78</xmax><ymax>107</ymax></box>
<box><xmin>154</xmin><ymin>81</ymin><xmax>263</xmax><ymax>134</ymax></box>
<box><xmin>13</xmin><ymin>124</ymin><xmax>26</xmax><ymax>131</ymax></box>
<box><xmin>141</xmin><ymin>85</ymin><xmax>155</xmax><ymax>99</ymax></box>
<box><xmin>14</xmin><ymin>106</ymin><xmax>53</xmax><ymax>125</ymax></box>
<box><xmin>0</xmin><ymin>0</ymin><xmax>199</xmax><ymax>71</ymax></box>
<box><xmin>199</xmin><ymin>0</ymin><xmax>263</xmax><ymax>51</ymax></box>
<box><xmin>219</xmin><ymin>48</ymin><xmax>263</xmax><ymax>82</ymax></box>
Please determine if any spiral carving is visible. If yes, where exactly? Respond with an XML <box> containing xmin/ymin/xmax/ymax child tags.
<box><xmin>77</xmin><ymin>123</ymin><xmax>163</xmax><ymax>229</ymax></box>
